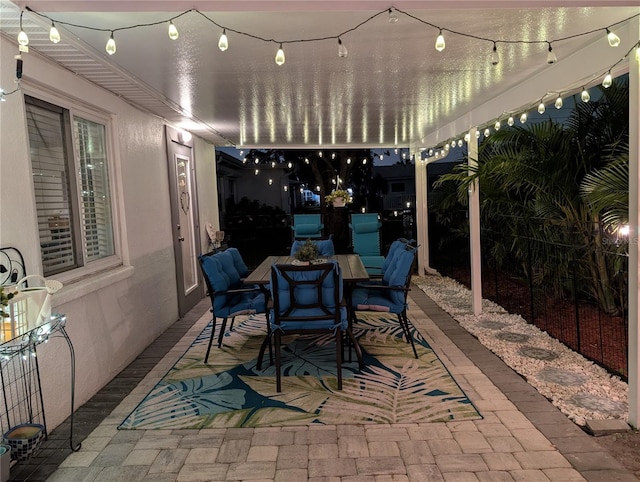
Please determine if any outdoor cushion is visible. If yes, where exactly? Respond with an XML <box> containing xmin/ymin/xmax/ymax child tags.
<box><xmin>290</xmin><ymin>238</ymin><xmax>335</xmax><ymax>257</ymax></box>
<box><xmin>226</xmin><ymin>247</ymin><xmax>249</xmax><ymax>277</ymax></box>
<box><xmin>215</xmin><ymin>250</ymin><xmax>242</xmax><ymax>288</ymax></box>
<box><xmin>352</xmin><ymin>221</ymin><xmax>381</xmax><ymax>234</ymax></box>
<box><xmin>293</xmin><ymin>223</ymin><xmax>323</xmax><ymax>236</ymax></box>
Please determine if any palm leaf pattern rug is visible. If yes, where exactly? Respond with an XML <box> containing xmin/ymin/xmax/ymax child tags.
<box><xmin>119</xmin><ymin>313</ymin><xmax>481</xmax><ymax>429</ymax></box>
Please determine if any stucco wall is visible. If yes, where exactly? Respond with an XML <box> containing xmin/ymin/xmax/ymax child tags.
<box><xmin>0</xmin><ymin>37</ymin><xmax>214</xmax><ymax>429</ymax></box>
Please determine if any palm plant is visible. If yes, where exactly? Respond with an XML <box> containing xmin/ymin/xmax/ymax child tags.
<box><xmin>431</xmin><ymin>76</ymin><xmax>629</xmax><ymax>314</ymax></box>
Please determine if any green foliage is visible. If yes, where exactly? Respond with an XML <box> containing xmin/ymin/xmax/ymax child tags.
<box><xmin>430</xmin><ymin>76</ymin><xmax>629</xmax><ymax>314</ymax></box>
<box><xmin>294</xmin><ymin>239</ymin><xmax>319</xmax><ymax>262</ymax></box>
<box><xmin>0</xmin><ymin>286</ymin><xmax>15</xmax><ymax>318</ymax></box>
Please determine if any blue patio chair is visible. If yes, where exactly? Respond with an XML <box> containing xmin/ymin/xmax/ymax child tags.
<box><xmin>351</xmin><ymin>242</ymin><xmax>419</xmax><ymax>358</ymax></box>
<box><xmin>291</xmin><ymin>214</ymin><xmax>324</xmax><ymax>239</ymax></box>
<box><xmin>290</xmin><ymin>236</ymin><xmax>335</xmax><ymax>257</ymax></box>
<box><xmin>268</xmin><ymin>261</ymin><xmax>359</xmax><ymax>391</ymax></box>
<box><xmin>349</xmin><ymin>213</ymin><xmax>384</xmax><ymax>275</ymax></box>
<box><xmin>198</xmin><ymin>250</ymin><xmax>267</xmax><ymax>363</ymax></box>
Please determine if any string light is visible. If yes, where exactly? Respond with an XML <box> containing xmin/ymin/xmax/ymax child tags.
<box><xmin>218</xmin><ymin>29</ymin><xmax>228</xmax><ymax>51</ymax></box>
<box><xmin>546</xmin><ymin>43</ymin><xmax>557</xmax><ymax>64</ymax></box>
<box><xmin>507</xmin><ymin>116</ymin><xmax>515</xmax><ymax>126</ymax></box>
<box><xmin>607</xmin><ymin>28</ymin><xmax>621</xmax><ymax>47</ymax></box>
<box><xmin>167</xmin><ymin>21</ymin><xmax>179</xmax><ymax>40</ymax></box>
<box><xmin>602</xmin><ymin>71</ymin><xmax>613</xmax><ymax>88</ymax></box>
<box><xmin>490</xmin><ymin>42</ymin><xmax>499</xmax><ymax>66</ymax></box>
<box><xmin>388</xmin><ymin>8</ymin><xmax>399</xmax><ymax>23</ymax></box>
<box><xmin>520</xmin><ymin>113</ymin><xmax>527</xmax><ymax>123</ymax></box>
<box><xmin>435</xmin><ymin>29</ymin><xmax>445</xmax><ymax>52</ymax></box>
<box><xmin>494</xmin><ymin>120</ymin><xmax>501</xmax><ymax>131</ymax></box>
<box><xmin>49</xmin><ymin>21</ymin><xmax>61</xmax><ymax>43</ymax></box>
<box><xmin>484</xmin><ymin>128</ymin><xmax>490</xmax><ymax>137</ymax></box>
<box><xmin>275</xmin><ymin>43</ymin><xmax>285</xmax><ymax>65</ymax></box>
<box><xmin>537</xmin><ymin>100</ymin><xmax>546</xmax><ymax>114</ymax></box>
<box><xmin>581</xmin><ymin>87</ymin><xmax>591</xmax><ymax>102</ymax></box>
<box><xmin>554</xmin><ymin>95</ymin><xmax>563</xmax><ymax>109</ymax></box>
<box><xmin>17</xmin><ymin>11</ymin><xmax>29</xmax><ymax>46</ymax></box>
<box><xmin>338</xmin><ymin>38</ymin><xmax>348</xmax><ymax>58</ymax></box>
<box><xmin>106</xmin><ymin>31</ymin><xmax>116</xmax><ymax>55</ymax></box>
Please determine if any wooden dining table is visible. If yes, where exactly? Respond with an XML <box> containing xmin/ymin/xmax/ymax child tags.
<box><xmin>244</xmin><ymin>254</ymin><xmax>369</xmax><ymax>369</ymax></box>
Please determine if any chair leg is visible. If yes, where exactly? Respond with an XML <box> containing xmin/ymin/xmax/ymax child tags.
<box><xmin>256</xmin><ymin>331</ymin><xmax>272</xmax><ymax>371</ymax></box>
<box><xmin>204</xmin><ymin>317</ymin><xmax>217</xmax><ymax>364</ymax></box>
<box><xmin>397</xmin><ymin>311</ymin><xmax>418</xmax><ymax>359</ymax></box>
<box><xmin>217</xmin><ymin>317</ymin><xmax>230</xmax><ymax>348</ymax></box>
<box><xmin>336</xmin><ymin>329</ymin><xmax>343</xmax><ymax>390</ymax></box>
<box><xmin>274</xmin><ymin>331</ymin><xmax>282</xmax><ymax>392</ymax></box>
<box><xmin>345</xmin><ymin>328</ymin><xmax>364</xmax><ymax>369</ymax></box>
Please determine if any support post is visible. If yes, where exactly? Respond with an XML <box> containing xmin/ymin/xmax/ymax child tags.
<box><xmin>414</xmin><ymin>149</ymin><xmax>431</xmax><ymax>274</ymax></box>
<box><xmin>468</xmin><ymin>127</ymin><xmax>482</xmax><ymax>316</ymax></box>
<box><xmin>628</xmin><ymin>16</ymin><xmax>640</xmax><ymax>429</ymax></box>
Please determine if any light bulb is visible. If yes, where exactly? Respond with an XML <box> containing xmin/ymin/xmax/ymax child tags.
<box><xmin>475</xmin><ymin>130</ymin><xmax>480</xmax><ymax>138</ymax></box>
<box><xmin>537</xmin><ymin>102</ymin><xmax>546</xmax><ymax>114</ymax></box>
<box><xmin>490</xmin><ymin>43</ymin><xmax>499</xmax><ymax>66</ymax></box>
<box><xmin>507</xmin><ymin>116</ymin><xmax>515</xmax><ymax>126</ymax></box>
<box><xmin>494</xmin><ymin>120</ymin><xmax>501</xmax><ymax>131</ymax></box>
<box><xmin>581</xmin><ymin>88</ymin><xmax>591</xmax><ymax>102</ymax></box>
<box><xmin>483</xmin><ymin>128</ymin><xmax>490</xmax><ymax>137</ymax></box>
<box><xmin>602</xmin><ymin>72</ymin><xmax>612</xmax><ymax>88</ymax></box>
<box><xmin>554</xmin><ymin>96</ymin><xmax>563</xmax><ymax>109</ymax></box>
<box><xmin>17</xmin><ymin>30</ymin><xmax>29</xmax><ymax>46</ymax></box>
<box><xmin>428</xmin><ymin>148</ymin><xmax>434</xmax><ymax>156</ymax></box>
<box><xmin>338</xmin><ymin>38</ymin><xmax>348</xmax><ymax>58</ymax></box>
<box><xmin>435</xmin><ymin>30</ymin><xmax>445</xmax><ymax>52</ymax></box>
<box><xmin>520</xmin><ymin>113</ymin><xmax>527</xmax><ymax>123</ymax></box>
<box><xmin>464</xmin><ymin>133</ymin><xmax>470</xmax><ymax>142</ymax></box>
<box><xmin>49</xmin><ymin>22</ymin><xmax>60</xmax><ymax>43</ymax></box>
<box><xmin>450</xmin><ymin>140</ymin><xmax>455</xmax><ymax>148</ymax></box>
<box><xmin>388</xmin><ymin>8</ymin><xmax>398</xmax><ymax>23</ymax></box>
<box><xmin>218</xmin><ymin>29</ymin><xmax>228</xmax><ymax>51</ymax></box>
<box><xmin>444</xmin><ymin>143</ymin><xmax>450</xmax><ymax>152</ymax></box>
<box><xmin>106</xmin><ymin>32</ymin><xmax>116</xmax><ymax>55</ymax></box>
<box><xmin>275</xmin><ymin>43</ymin><xmax>285</xmax><ymax>66</ymax></box>
<box><xmin>457</xmin><ymin>139</ymin><xmax>463</xmax><ymax>147</ymax></box>
<box><xmin>287</xmin><ymin>162</ymin><xmax>292</xmax><ymax>168</ymax></box>
<box><xmin>168</xmin><ymin>21</ymin><xmax>179</xmax><ymax>40</ymax></box>
<box><xmin>546</xmin><ymin>44</ymin><xmax>557</xmax><ymax>64</ymax></box>
<box><xmin>606</xmin><ymin>29</ymin><xmax>620</xmax><ymax>47</ymax></box>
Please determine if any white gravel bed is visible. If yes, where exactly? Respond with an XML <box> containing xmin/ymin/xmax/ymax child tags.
<box><xmin>413</xmin><ymin>273</ymin><xmax>629</xmax><ymax>427</ymax></box>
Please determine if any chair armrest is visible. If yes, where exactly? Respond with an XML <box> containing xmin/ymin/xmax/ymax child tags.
<box><xmin>356</xmin><ymin>283</ymin><xmax>408</xmax><ymax>292</ymax></box>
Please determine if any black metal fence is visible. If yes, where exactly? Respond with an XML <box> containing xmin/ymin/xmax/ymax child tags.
<box><xmin>431</xmin><ymin>223</ymin><xmax>629</xmax><ymax>379</ymax></box>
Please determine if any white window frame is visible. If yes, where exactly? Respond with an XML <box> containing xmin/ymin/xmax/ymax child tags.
<box><xmin>23</xmin><ymin>88</ymin><xmax>124</xmax><ymax>286</ymax></box>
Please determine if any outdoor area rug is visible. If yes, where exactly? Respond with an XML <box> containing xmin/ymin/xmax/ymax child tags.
<box><xmin>119</xmin><ymin>312</ymin><xmax>481</xmax><ymax>429</ymax></box>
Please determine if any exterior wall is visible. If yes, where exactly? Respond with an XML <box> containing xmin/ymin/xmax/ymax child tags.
<box><xmin>0</xmin><ymin>38</ymin><xmax>208</xmax><ymax>429</ymax></box>
<box><xmin>195</xmin><ymin>139</ymin><xmax>220</xmax><ymax>252</ymax></box>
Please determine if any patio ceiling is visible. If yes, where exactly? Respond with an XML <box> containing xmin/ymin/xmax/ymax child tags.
<box><xmin>0</xmin><ymin>0</ymin><xmax>638</xmax><ymax>149</ymax></box>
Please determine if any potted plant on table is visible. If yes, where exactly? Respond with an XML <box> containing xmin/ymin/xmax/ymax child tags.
<box><xmin>325</xmin><ymin>189</ymin><xmax>352</xmax><ymax>208</ymax></box>
<box><xmin>294</xmin><ymin>239</ymin><xmax>319</xmax><ymax>265</ymax></box>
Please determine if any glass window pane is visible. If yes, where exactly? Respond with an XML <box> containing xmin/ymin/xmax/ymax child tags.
<box><xmin>74</xmin><ymin>117</ymin><xmax>114</xmax><ymax>261</ymax></box>
<box><xmin>25</xmin><ymin>99</ymin><xmax>77</xmax><ymax>276</ymax></box>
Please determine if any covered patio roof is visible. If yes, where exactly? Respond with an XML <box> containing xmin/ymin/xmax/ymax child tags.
<box><xmin>0</xmin><ymin>0</ymin><xmax>637</xmax><ymax>151</ymax></box>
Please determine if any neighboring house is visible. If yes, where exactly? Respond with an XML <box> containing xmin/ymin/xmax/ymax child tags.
<box><xmin>372</xmin><ymin>164</ymin><xmax>417</xmax><ymax>210</ymax></box>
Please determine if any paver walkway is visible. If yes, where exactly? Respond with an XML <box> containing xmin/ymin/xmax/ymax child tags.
<box><xmin>8</xmin><ymin>288</ymin><xmax>638</xmax><ymax>481</ymax></box>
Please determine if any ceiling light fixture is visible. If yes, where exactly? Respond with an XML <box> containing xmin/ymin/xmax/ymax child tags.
<box><xmin>218</xmin><ymin>29</ymin><xmax>228</xmax><ymax>51</ymax></box>
<box><xmin>435</xmin><ymin>29</ymin><xmax>445</xmax><ymax>52</ymax></box>
<box><xmin>275</xmin><ymin>43</ymin><xmax>285</xmax><ymax>65</ymax></box>
<box><xmin>49</xmin><ymin>21</ymin><xmax>60</xmax><ymax>43</ymax></box>
<box><xmin>168</xmin><ymin>21</ymin><xmax>179</xmax><ymax>40</ymax></box>
<box><xmin>338</xmin><ymin>38</ymin><xmax>348</xmax><ymax>58</ymax></box>
<box><xmin>106</xmin><ymin>32</ymin><xmax>116</xmax><ymax>55</ymax></box>
<box><xmin>606</xmin><ymin>28</ymin><xmax>621</xmax><ymax>47</ymax></box>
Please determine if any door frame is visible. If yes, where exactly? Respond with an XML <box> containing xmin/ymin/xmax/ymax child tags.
<box><xmin>165</xmin><ymin>125</ymin><xmax>203</xmax><ymax>317</ymax></box>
